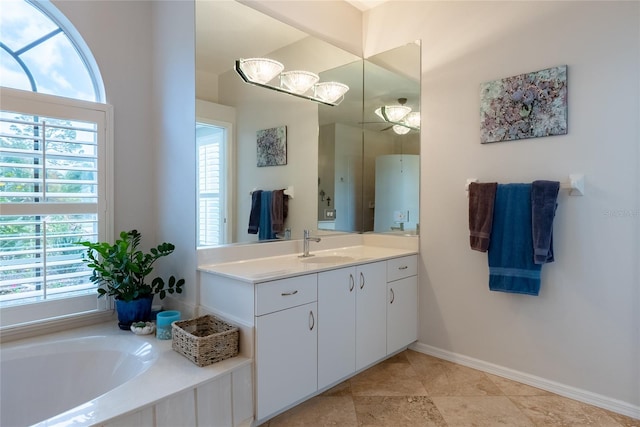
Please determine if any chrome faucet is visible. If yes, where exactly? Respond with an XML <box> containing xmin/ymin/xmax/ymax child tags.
<box><xmin>300</xmin><ymin>229</ymin><xmax>321</xmax><ymax>257</ymax></box>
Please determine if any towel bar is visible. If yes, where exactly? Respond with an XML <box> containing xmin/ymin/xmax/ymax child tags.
<box><xmin>250</xmin><ymin>186</ymin><xmax>295</xmax><ymax>198</ymax></box>
<box><xmin>465</xmin><ymin>174</ymin><xmax>584</xmax><ymax>196</ymax></box>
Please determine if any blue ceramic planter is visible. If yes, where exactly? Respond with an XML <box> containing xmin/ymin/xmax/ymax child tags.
<box><xmin>115</xmin><ymin>296</ymin><xmax>153</xmax><ymax>330</ymax></box>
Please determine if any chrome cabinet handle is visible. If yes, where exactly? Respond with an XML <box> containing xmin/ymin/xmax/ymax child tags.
<box><xmin>349</xmin><ymin>274</ymin><xmax>355</xmax><ymax>292</ymax></box>
<box><xmin>281</xmin><ymin>290</ymin><xmax>298</xmax><ymax>296</ymax></box>
<box><xmin>398</xmin><ymin>265</ymin><xmax>408</xmax><ymax>270</ymax></box>
<box><xmin>309</xmin><ymin>310</ymin><xmax>315</xmax><ymax>331</ymax></box>
<box><xmin>359</xmin><ymin>272</ymin><xmax>365</xmax><ymax>290</ymax></box>
<box><xmin>390</xmin><ymin>288</ymin><xmax>395</xmax><ymax>304</ymax></box>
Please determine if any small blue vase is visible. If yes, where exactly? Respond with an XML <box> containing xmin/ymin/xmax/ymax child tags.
<box><xmin>115</xmin><ymin>296</ymin><xmax>153</xmax><ymax>330</ymax></box>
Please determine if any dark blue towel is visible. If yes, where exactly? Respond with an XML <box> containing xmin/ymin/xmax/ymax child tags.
<box><xmin>259</xmin><ymin>191</ymin><xmax>275</xmax><ymax>240</ymax></box>
<box><xmin>248</xmin><ymin>190</ymin><xmax>262</xmax><ymax>234</ymax></box>
<box><xmin>531</xmin><ymin>180</ymin><xmax>560</xmax><ymax>264</ymax></box>
<box><xmin>488</xmin><ymin>184</ymin><xmax>542</xmax><ymax>295</ymax></box>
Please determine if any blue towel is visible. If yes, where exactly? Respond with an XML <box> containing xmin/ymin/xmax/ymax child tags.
<box><xmin>248</xmin><ymin>190</ymin><xmax>262</xmax><ymax>234</ymax></box>
<box><xmin>531</xmin><ymin>180</ymin><xmax>560</xmax><ymax>264</ymax></box>
<box><xmin>259</xmin><ymin>191</ymin><xmax>275</xmax><ymax>240</ymax></box>
<box><xmin>488</xmin><ymin>184</ymin><xmax>542</xmax><ymax>295</ymax></box>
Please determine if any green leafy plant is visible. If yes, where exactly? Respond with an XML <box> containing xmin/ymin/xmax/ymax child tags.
<box><xmin>79</xmin><ymin>230</ymin><xmax>185</xmax><ymax>302</ymax></box>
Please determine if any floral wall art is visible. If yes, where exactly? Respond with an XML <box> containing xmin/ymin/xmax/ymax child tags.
<box><xmin>256</xmin><ymin>126</ymin><xmax>287</xmax><ymax>167</ymax></box>
<box><xmin>479</xmin><ymin>66</ymin><xmax>567</xmax><ymax>143</ymax></box>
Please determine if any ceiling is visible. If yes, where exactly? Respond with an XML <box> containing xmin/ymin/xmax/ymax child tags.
<box><xmin>345</xmin><ymin>0</ymin><xmax>389</xmax><ymax>11</ymax></box>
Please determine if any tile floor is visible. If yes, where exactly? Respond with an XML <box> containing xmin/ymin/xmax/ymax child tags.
<box><xmin>259</xmin><ymin>350</ymin><xmax>639</xmax><ymax>427</ymax></box>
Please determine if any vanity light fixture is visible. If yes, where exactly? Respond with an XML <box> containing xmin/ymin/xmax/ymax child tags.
<box><xmin>235</xmin><ymin>58</ymin><xmax>349</xmax><ymax>106</ymax></box>
<box><xmin>280</xmin><ymin>70</ymin><xmax>319</xmax><ymax>94</ymax></box>
<box><xmin>314</xmin><ymin>82</ymin><xmax>350</xmax><ymax>104</ymax></box>
<box><xmin>237</xmin><ymin>58</ymin><xmax>284</xmax><ymax>84</ymax></box>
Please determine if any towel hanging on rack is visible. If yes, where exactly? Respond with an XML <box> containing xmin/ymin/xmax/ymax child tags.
<box><xmin>531</xmin><ymin>180</ymin><xmax>560</xmax><ymax>264</ymax></box>
<box><xmin>271</xmin><ymin>189</ymin><xmax>285</xmax><ymax>234</ymax></box>
<box><xmin>259</xmin><ymin>191</ymin><xmax>274</xmax><ymax>240</ymax></box>
<box><xmin>247</xmin><ymin>190</ymin><xmax>262</xmax><ymax>234</ymax></box>
<box><xmin>468</xmin><ymin>182</ymin><xmax>498</xmax><ymax>252</ymax></box>
<box><xmin>248</xmin><ymin>188</ymin><xmax>291</xmax><ymax>239</ymax></box>
<box><xmin>488</xmin><ymin>184</ymin><xmax>542</xmax><ymax>295</ymax></box>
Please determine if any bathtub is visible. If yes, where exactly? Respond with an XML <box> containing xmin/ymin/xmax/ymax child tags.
<box><xmin>0</xmin><ymin>321</ymin><xmax>253</xmax><ymax>427</ymax></box>
<box><xmin>1</xmin><ymin>335</ymin><xmax>157</xmax><ymax>426</ymax></box>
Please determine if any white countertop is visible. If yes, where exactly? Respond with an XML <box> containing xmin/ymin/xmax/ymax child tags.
<box><xmin>198</xmin><ymin>245</ymin><xmax>417</xmax><ymax>283</ymax></box>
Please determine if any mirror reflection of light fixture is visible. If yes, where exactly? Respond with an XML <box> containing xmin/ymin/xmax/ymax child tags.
<box><xmin>374</xmin><ymin>98</ymin><xmax>420</xmax><ymax>134</ymax></box>
<box><xmin>402</xmin><ymin>111</ymin><xmax>421</xmax><ymax>129</ymax></box>
<box><xmin>280</xmin><ymin>70</ymin><xmax>319</xmax><ymax>94</ymax></box>
<box><xmin>374</xmin><ymin>105</ymin><xmax>411</xmax><ymax>122</ymax></box>
<box><xmin>392</xmin><ymin>124</ymin><xmax>411</xmax><ymax>135</ymax></box>
<box><xmin>235</xmin><ymin>58</ymin><xmax>349</xmax><ymax>106</ymax></box>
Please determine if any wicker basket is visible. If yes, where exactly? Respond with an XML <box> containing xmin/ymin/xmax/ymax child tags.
<box><xmin>172</xmin><ymin>314</ymin><xmax>239</xmax><ymax>367</ymax></box>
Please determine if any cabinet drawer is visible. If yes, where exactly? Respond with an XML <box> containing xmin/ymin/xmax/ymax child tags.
<box><xmin>256</xmin><ymin>274</ymin><xmax>317</xmax><ymax>316</ymax></box>
<box><xmin>387</xmin><ymin>255</ymin><xmax>417</xmax><ymax>282</ymax></box>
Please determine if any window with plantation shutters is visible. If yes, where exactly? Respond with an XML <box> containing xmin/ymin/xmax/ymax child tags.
<box><xmin>0</xmin><ymin>88</ymin><xmax>112</xmax><ymax>327</ymax></box>
<box><xmin>1</xmin><ymin>1</ymin><xmax>110</xmax><ymax>329</ymax></box>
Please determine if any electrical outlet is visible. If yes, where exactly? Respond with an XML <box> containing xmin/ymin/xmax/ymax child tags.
<box><xmin>324</xmin><ymin>209</ymin><xmax>336</xmax><ymax>219</ymax></box>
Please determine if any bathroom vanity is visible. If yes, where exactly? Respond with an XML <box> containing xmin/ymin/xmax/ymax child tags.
<box><xmin>199</xmin><ymin>244</ymin><xmax>417</xmax><ymax>424</ymax></box>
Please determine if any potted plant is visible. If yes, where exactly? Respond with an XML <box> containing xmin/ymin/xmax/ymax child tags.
<box><xmin>79</xmin><ymin>230</ymin><xmax>185</xmax><ymax>330</ymax></box>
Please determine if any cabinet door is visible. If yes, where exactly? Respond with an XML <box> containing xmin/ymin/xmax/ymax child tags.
<box><xmin>387</xmin><ymin>276</ymin><xmax>418</xmax><ymax>354</ymax></box>
<box><xmin>355</xmin><ymin>261</ymin><xmax>387</xmax><ymax>370</ymax></box>
<box><xmin>318</xmin><ymin>267</ymin><xmax>356</xmax><ymax>389</ymax></box>
<box><xmin>255</xmin><ymin>302</ymin><xmax>317</xmax><ymax>421</ymax></box>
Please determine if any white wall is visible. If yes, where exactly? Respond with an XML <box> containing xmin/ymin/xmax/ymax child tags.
<box><xmin>53</xmin><ymin>0</ymin><xmax>156</xmax><ymax>241</ymax></box>
<box><xmin>152</xmin><ymin>1</ymin><xmax>197</xmax><ymax>314</ymax></box>
<box><xmin>366</xmin><ymin>0</ymin><xmax>640</xmax><ymax>413</ymax></box>
<box><xmin>54</xmin><ymin>0</ymin><xmax>196</xmax><ymax>313</ymax></box>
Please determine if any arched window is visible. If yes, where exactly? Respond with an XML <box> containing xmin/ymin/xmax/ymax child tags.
<box><xmin>0</xmin><ymin>0</ymin><xmax>105</xmax><ymax>102</ymax></box>
<box><xmin>1</xmin><ymin>0</ymin><xmax>112</xmax><ymax>329</ymax></box>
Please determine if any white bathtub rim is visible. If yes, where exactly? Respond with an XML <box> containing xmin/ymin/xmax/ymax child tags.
<box><xmin>1</xmin><ymin>321</ymin><xmax>251</xmax><ymax>427</ymax></box>
<box><xmin>0</xmin><ymin>334</ymin><xmax>157</xmax><ymax>361</ymax></box>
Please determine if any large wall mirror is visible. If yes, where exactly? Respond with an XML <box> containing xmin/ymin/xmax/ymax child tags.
<box><xmin>195</xmin><ymin>1</ymin><xmax>420</xmax><ymax>247</ymax></box>
<box><xmin>318</xmin><ymin>42</ymin><xmax>421</xmax><ymax>234</ymax></box>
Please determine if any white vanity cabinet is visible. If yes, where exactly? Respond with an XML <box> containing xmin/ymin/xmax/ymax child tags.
<box><xmin>317</xmin><ymin>267</ymin><xmax>356</xmax><ymax>390</ymax></box>
<box><xmin>254</xmin><ymin>275</ymin><xmax>318</xmax><ymax>421</ymax></box>
<box><xmin>355</xmin><ymin>262</ymin><xmax>388</xmax><ymax>370</ymax></box>
<box><xmin>317</xmin><ymin>261</ymin><xmax>388</xmax><ymax>389</ymax></box>
<box><xmin>199</xmin><ymin>246</ymin><xmax>418</xmax><ymax>425</ymax></box>
<box><xmin>386</xmin><ymin>255</ymin><xmax>418</xmax><ymax>354</ymax></box>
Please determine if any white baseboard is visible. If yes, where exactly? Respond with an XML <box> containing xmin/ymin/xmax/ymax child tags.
<box><xmin>410</xmin><ymin>341</ymin><xmax>640</xmax><ymax>420</ymax></box>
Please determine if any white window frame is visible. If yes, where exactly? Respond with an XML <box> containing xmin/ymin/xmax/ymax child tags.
<box><xmin>0</xmin><ymin>87</ymin><xmax>114</xmax><ymax>332</ymax></box>
<box><xmin>196</xmin><ymin>100</ymin><xmax>235</xmax><ymax>246</ymax></box>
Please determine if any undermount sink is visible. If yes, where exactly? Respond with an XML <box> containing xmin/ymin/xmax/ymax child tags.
<box><xmin>299</xmin><ymin>255</ymin><xmax>356</xmax><ymax>264</ymax></box>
